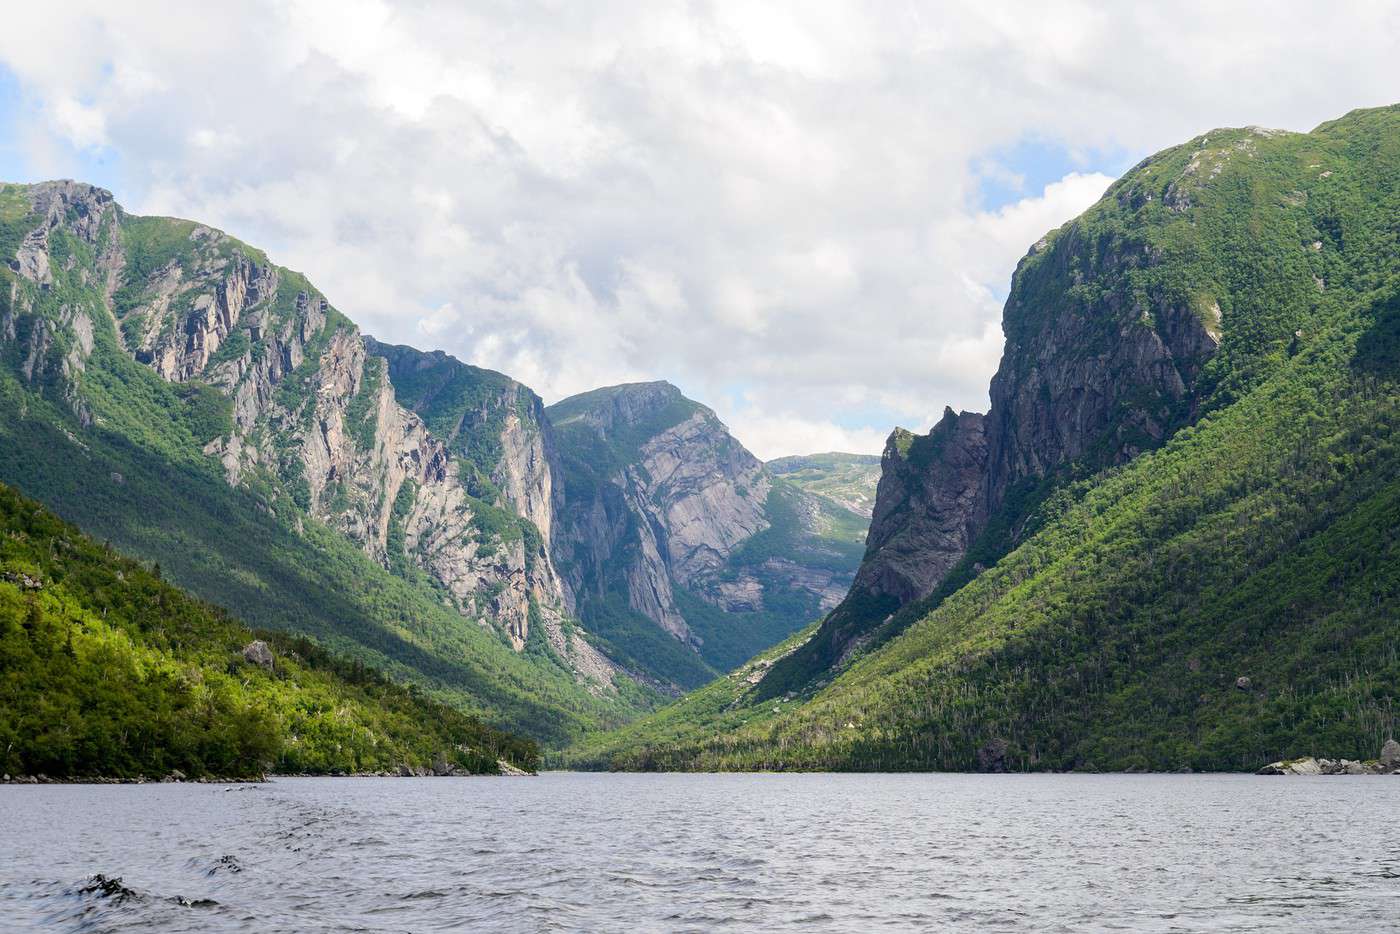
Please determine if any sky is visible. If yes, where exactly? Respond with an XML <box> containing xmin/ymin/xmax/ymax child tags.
<box><xmin>0</xmin><ymin>3</ymin><xmax>1397</xmax><ymax>459</ymax></box>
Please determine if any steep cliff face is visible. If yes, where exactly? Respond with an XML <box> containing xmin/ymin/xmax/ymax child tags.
<box><xmin>365</xmin><ymin>338</ymin><xmax>560</xmax><ymax>543</ymax></box>
<box><xmin>0</xmin><ymin>180</ymin><xmax>618</xmax><ymax>696</ymax></box>
<box><xmin>852</xmin><ymin>410</ymin><xmax>988</xmax><ymax>606</ymax></box>
<box><xmin>359</xmin><ymin>338</ymin><xmax>615</xmax><ymax>679</ymax></box>
<box><xmin>548</xmin><ymin>382</ymin><xmax>868</xmax><ymax>687</ymax></box>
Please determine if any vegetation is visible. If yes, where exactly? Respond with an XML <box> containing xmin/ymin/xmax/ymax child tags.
<box><xmin>767</xmin><ymin>452</ymin><xmax>882</xmax><ymax>517</ymax></box>
<box><xmin>547</xmin><ymin>382</ymin><xmax>703</xmax><ymax>484</ymax></box>
<box><xmin>569</xmin><ymin>105</ymin><xmax>1400</xmax><ymax>772</ymax></box>
<box><xmin>686</xmin><ymin>480</ymin><xmax>868</xmax><ymax>672</ymax></box>
<box><xmin>368</xmin><ymin>337</ymin><xmax>541</xmax><ymax>489</ymax></box>
<box><xmin>0</xmin><ymin>482</ymin><xmax>537</xmax><ymax>778</ymax></box>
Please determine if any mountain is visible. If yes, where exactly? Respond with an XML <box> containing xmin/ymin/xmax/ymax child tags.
<box><xmin>568</xmin><ymin>104</ymin><xmax>1400</xmax><ymax>772</ymax></box>
<box><xmin>0</xmin><ymin>481</ymin><xmax>536</xmax><ymax>779</ymax></box>
<box><xmin>0</xmin><ymin>180</ymin><xmax>647</xmax><ymax>747</ymax></box>
<box><xmin>767</xmin><ymin>452</ymin><xmax>882</xmax><ymax>517</ymax></box>
<box><xmin>547</xmin><ymin>382</ymin><xmax>870</xmax><ymax>688</ymax></box>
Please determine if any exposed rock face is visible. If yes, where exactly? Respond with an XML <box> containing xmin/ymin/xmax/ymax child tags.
<box><xmin>548</xmin><ymin>382</ymin><xmax>865</xmax><ymax>683</ymax></box>
<box><xmin>1258</xmin><ymin>755</ymin><xmax>1396</xmax><ymax>776</ymax></box>
<box><xmin>1380</xmin><ymin>739</ymin><xmax>1400</xmax><ymax>768</ymax></box>
<box><xmin>130</xmin><ymin>248</ymin><xmax>278</xmax><ymax>383</ymax></box>
<box><xmin>365</xmin><ymin>338</ymin><xmax>561</xmax><ymax>543</ymax></box>
<box><xmin>773</xmin><ymin>153</ymin><xmax>1232</xmax><ymax>686</ymax></box>
<box><xmin>3</xmin><ymin>182</ymin><xmax>117</xmax><ymax>424</ymax></box>
<box><xmin>549</xmin><ymin>382</ymin><xmax>770</xmax><ymax>646</ymax></box>
<box><xmin>982</xmin><ymin>223</ymin><xmax>1221</xmax><ymax>520</ymax></box>
<box><xmin>852</xmin><ymin>409</ymin><xmax>987</xmax><ymax>606</ymax></box>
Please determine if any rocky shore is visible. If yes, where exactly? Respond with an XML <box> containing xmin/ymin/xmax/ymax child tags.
<box><xmin>2</xmin><ymin>757</ymin><xmax>534</xmax><ymax>784</ymax></box>
<box><xmin>1258</xmin><ymin>739</ymin><xmax>1400</xmax><ymax>775</ymax></box>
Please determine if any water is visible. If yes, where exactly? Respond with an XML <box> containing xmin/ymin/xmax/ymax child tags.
<box><xmin>1</xmin><ymin>772</ymin><xmax>1396</xmax><ymax>932</ymax></box>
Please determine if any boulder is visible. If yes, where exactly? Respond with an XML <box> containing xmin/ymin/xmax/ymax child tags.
<box><xmin>1380</xmin><ymin>739</ymin><xmax>1400</xmax><ymax>768</ymax></box>
<box><xmin>1258</xmin><ymin>757</ymin><xmax>1323</xmax><ymax>775</ymax></box>
<box><xmin>1234</xmin><ymin>676</ymin><xmax>1252</xmax><ymax>690</ymax></box>
<box><xmin>241</xmin><ymin>640</ymin><xmax>274</xmax><ymax>670</ymax></box>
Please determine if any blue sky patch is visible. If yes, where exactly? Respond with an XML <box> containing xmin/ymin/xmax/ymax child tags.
<box><xmin>974</xmin><ymin>135</ymin><xmax>1133</xmax><ymax>213</ymax></box>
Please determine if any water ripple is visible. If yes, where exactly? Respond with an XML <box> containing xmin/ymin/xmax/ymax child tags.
<box><xmin>2</xmin><ymin>774</ymin><xmax>1397</xmax><ymax>931</ymax></box>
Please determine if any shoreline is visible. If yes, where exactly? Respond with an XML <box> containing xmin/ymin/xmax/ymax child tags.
<box><xmin>1</xmin><ymin>760</ymin><xmax>536</xmax><ymax>785</ymax></box>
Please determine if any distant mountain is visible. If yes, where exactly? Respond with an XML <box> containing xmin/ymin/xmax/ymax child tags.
<box><xmin>570</xmin><ymin>105</ymin><xmax>1400</xmax><ymax>772</ymax></box>
<box><xmin>767</xmin><ymin>452</ymin><xmax>882</xmax><ymax>517</ymax></box>
<box><xmin>547</xmin><ymin>382</ymin><xmax>870</xmax><ymax>687</ymax></box>
<box><xmin>0</xmin><ymin>481</ymin><xmax>536</xmax><ymax>779</ymax></box>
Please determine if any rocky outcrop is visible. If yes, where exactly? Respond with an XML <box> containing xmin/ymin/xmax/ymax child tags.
<box><xmin>852</xmin><ymin>409</ymin><xmax>987</xmax><ymax>606</ymax></box>
<box><xmin>1382</xmin><ymin>738</ymin><xmax>1400</xmax><ymax>768</ymax></box>
<box><xmin>364</xmin><ymin>338</ymin><xmax>560</xmax><ymax>544</ymax></box>
<box><xmin>773</xmin><ymin>145</ymin><xmax>1237</xmax><ymax>686</ymax></box>
<box><xmin>1258</xmin><ymin>753</ymin><xmax>1400</xmax><ymax>775</ymax></box>
<box><xmin>132</xmin><ymin>249</ymin><xmax>278</xmax><ymax>383</ymax></box>
<box><xmin>242</xmin><ymin>640</ymin><xmax>275</xmax><ymax>669</ymax></box>
<box><xmin>4</xmin><ymin>182</ymin><xmax>117</xmax><ymax>424</ymax></box>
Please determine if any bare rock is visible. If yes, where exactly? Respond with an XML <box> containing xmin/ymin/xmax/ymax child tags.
<box><xmin>1380</xmin><ymin>738</ymin><xmax>1400</xmax><ymax>768</ymax></box>
<box><xmin>241</xmin><ymin>640</ymin><xmax>274</xmax><ymax>670</ymax></box>
<box><xmin>1258</xmin><ymin>757</ymin><xmax>1322</xmax><ymax>775</ymax></box>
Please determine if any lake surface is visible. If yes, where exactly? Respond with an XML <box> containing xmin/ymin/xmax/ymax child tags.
<box><xmin>1</xmin><ymin>772</ymin><xmax>1396</xmax><ymax>932</ymax></box>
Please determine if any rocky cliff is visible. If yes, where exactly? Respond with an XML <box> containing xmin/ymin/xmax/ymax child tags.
<box><xmin>548</xmin><ymin>382</ymin><xmax>868</xmax><ymax>686</ymax></box>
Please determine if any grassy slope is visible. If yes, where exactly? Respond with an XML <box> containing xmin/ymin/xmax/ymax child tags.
<box><xmin>569</xmin><ymin>106</ymin><xmax>1400</xmax><ymax>772</ymax></box>
<box><xmin>0</xmin><ymin>482</ymin><xmax>538</xmax><ymax>779</ymax></box>
<box><xmin>767</xmin><ymin>452</ymin><xmax>882</xmax><ymax>517</ymax></box>
<box><xmin>0</xmin><ymin>189</ymin><xmax>645</xmax><ymax>749</ymax></box>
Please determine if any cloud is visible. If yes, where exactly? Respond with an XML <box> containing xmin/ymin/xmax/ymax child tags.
<box><xmin>1</xmin><ymin>2</ymin><xmax>1398</xmax><ymax>456</ymax></box>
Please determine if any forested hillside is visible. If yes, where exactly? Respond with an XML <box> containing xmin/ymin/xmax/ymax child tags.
<box><xmin>0</xmin><ymin>482</ymin><xmax>537</xmax><ymax>779</ymax></box>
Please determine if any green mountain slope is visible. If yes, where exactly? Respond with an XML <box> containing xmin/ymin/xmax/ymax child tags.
<box><xmin>767</xmin><ymin>452</ymin><xmax>882</xmax><ymax>517</ymax></box>
<box><xmin>0</xmin><ymin>482</ymin><xmax>536</xmax><ymax>779</ymax></box>
<box><xmin>568</xmin><ymin>105</ymin><xmax>1400</xmax><ymax>772</ymax></box>
<box><xmin>0</xmin><ymin>181</ymin><xmax>648</xmax><ymax>749</ymax></box>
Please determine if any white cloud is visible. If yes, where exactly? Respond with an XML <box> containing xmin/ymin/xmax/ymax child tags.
<box><xmin>1</xmin><ymin>2</ymin><xmax>1398</xmax><ymax>456</ymax></box>
<box><xmin>50</xmin><ymin>97</ymin><xmax>106</xmax><ymax>148</ymax></box>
